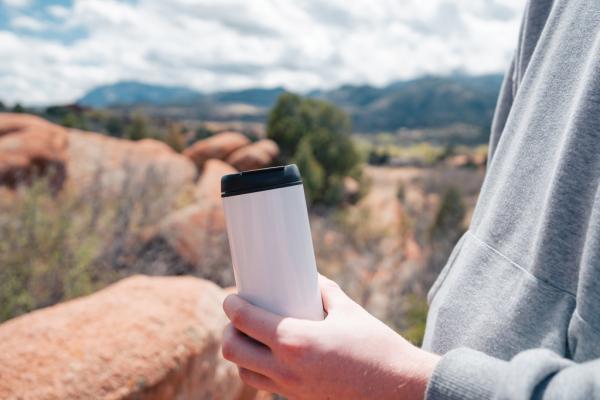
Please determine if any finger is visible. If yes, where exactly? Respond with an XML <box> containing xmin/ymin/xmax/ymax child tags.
<box><xmin>223</xmin><ymin>294</ymin><xmax>283</xmax><ymax>347</ymax></box>
<box><xmin>222</xmin><ymin>324</ymin><xmax>276</xmax><ymax>376</ymax></box>
<box><xmin>238</xmin><ymin>367</ymin><xmax>280</xmax><ymax>393</ymax></box>
<box><xmin>318</xmin><ymin>274</ymin><xmax>351</xmax><ymax>314</ymax></box>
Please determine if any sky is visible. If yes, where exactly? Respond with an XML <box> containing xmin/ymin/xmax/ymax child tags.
<box><xmin>0</xmin><ymin>0</ymin><xmax>524</xmax><ymax>105</ymax></box>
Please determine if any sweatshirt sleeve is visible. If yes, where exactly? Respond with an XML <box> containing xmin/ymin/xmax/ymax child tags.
<box><xmin>426</xmin><ymin>347</ymin><xmax>600</xmax><ymax>400</ymax></box>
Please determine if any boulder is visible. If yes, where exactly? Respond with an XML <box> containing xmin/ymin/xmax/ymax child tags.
<box><xmin>225</xmin><ymin>139</ymin><xmax>279</xmax><ymax>172</ymax></box>
<box><xmin>183</xmin><ymin>132</ymin><xmax>250</xmax><ymax>170</ymax></box>
<box><xmin>131</xmin><ymin>159</ymin><xmax>235</xmax><ymax>285</ymax></box>
<box><xmin>0</xmin><ymin>275</ymin><xmax>245</xmax><ymax>400</ymax></box>
<box><xmin>0</xmin><ymin>113</ymin><xmax>68</xmax><ymax>190</ymax></box>
<box><xmin>67</xmin><ymin>130</ymin><xmax>197</xmax><ymax>196</ymax></box>
<box><xmin>195</xmin><ymin>159</ymin><xmax>237</xmax><ymax>203</ymax></box>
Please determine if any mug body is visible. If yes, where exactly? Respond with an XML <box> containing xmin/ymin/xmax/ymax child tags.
<box><xmin>222</xmin><ymin>165</ymin><xmax>323</xmax><ymax>320</ymax></box>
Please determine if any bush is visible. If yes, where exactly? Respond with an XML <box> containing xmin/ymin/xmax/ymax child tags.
<box><xmin>165</xmin><ymin>123</ymin><xmax>187</xmax><ymax>152</ymax></box>
<box><xmin>126</xmin><ymin>113</ymin><xmax>150</xmax><ymax>141</ymax></box>
<box><xmin>268</xmin><ymin>93</ymin><xmax>361</xmax><ymax>205</ymax></box>
<box><xmin>400</xmin><ymin>294</ymin><xmax>429</xmax><ymax>346</ymax></box>
<box><xmin>0</xmin><ymin>168</ymin><xmax>176</xmax><ymax>323</ymax></box>
<box><xmin>429</xmin><ymin>186</ymin><xmax>466</xmax><ymax>241</ymax></box>
<box><xmin>105</xmin><ymin>116</ymin><xmax>125</xmax><ymax>137</ymax></box>
<box><xmin>293</xmin><ymin>138</ymin><xmax>324</xmax><ymax>205</ymax></box>
<box><xmin>60</xmin><ymin>111</ymin><xmax>88</xmax><ymax>130</ymax></box>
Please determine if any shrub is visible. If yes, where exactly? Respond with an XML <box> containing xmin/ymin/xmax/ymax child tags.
<box><xmin>400</xmin><ymin>294</ymin><xmax>429</xmax><ymax>346</ymax></box>
<box><xmin>268</xmin><ymin>93</ymin><xmax>362</xmax><ymax>205</ymax></box>
<box><xmin>293</xmin><ymin>138</ymin><xmax>324</xmax><ymax>205</ymax></box>
<box><xmin>429</xmin><ymin>186</ymin><xmax>466</xmax><ymax>242</ymax></box>
<box><xmin>0</xmin><ymin>167</ymin><xmax>177</xmax><ymax>323</ymax></box>
<box><xmin>126</xmin><ymin>113</ymin><xmax>150</xmax><ymax>141</ymax></box>
<box><xmin>165</xmin><ymin>123</ymin><xmax>187</xmax><ymax>152</ymax></box>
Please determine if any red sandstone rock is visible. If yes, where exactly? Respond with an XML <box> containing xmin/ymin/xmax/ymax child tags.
<box><xmin>183</xmin><ymin>132</ymin><xmax>250</xmax><ymax>170</ymax></box>
<box><xmin>0</xmin><ymin>113</ymin><xmax>68</xmax><ymax>190</ymax></box>
<box><xmin>132</xmin><ymin>159</ymin><xmax>234</xmax><ymax>284</ymax></box>
<box><xmin>195</xmin><ymin>159</ymin><xmax>237</xmax><ymax>203</ymax></box>
<box><xmin>0</xmin><ymin>275</ymin><xmax>245</xmax><ymax>400</ymax></box>
<box><xmin>67</xmin><ymin>130</ymin><xmax>196</xmax><ymax>195</ymax></box>
<box><xmin>225</xmin><ymin>139</ymin><xmax>279</xmax><ymax>171</ymax></box>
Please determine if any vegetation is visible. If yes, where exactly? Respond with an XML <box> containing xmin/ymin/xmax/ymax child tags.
<box><xmin>0</xmin><ymin>88</ymin><xmax>487</xmax><ymax>348</ymax></box>
<box><xmin>0</xmin><ymin>169</ymin><xmax>177</xmax><ymax>323</ymax></box>
<box><xmin>430</xmin><ymin>186</ymin><xmax>466</xmax><ymax>242</ymax></box>
<box><xmin>268</xmin><ymin>92</ymin><xmax>362</xmax><ymax>205</ymax></box>
<box><xmin>12</xmin><ymin>103</ymin><xmax>25</xmax><ymax>113</ymax></box>
<box><xmin>75</xmin><ymin>75</ymin><xmax>501</xmax><ymax>143</ymax></box>
<box><xmin>164</xmin><ymin>123</ymin><xmax>187</xmax><ymax>152</ymax></box>
<box><xmin>293</xmin><ymin>138</ymin><xmax>324</xmax><ymax>205</ymax></box>
<box><xmin>126</xmin><ymin>113</ymin><xmax>150</xmax><ymax>141</ymax></box>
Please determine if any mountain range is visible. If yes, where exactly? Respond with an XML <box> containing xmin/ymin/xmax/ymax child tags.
<box><xmin>78</xmin><ymin>75</ymin><xmax>504</xmax><ymax>140</ymax></box>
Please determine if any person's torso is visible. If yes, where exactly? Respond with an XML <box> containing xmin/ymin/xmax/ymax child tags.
<box><xmin>422</xmin><ymin>0</ymin><xmax>600</xmax><ymax>362</ymax></box>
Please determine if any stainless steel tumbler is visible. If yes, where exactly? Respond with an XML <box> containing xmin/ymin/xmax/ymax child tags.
<box><xmin>221</xmin><ymin>164</ymin><xmax>324</xmax><ymax>320</ymax></box>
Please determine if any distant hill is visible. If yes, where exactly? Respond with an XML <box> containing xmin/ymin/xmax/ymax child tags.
<box><xmin>213</xmin><ymin>87</ymin><xmax>285</xmax><ymax>108</ymax></box>
<box><xmin>310</xmin><ymin>74</ymin><xmax>503</xmax><ymax>133</ymax></box>
<box><xmin>78</xmin><ymin>82</ymin><xmax>286</xmax><ymax>109</ymax></box>
<box><xmin>77</xmin><ymin>75</ymin><xmax>504</xmax><ymax>141</ymax></box>
<box><xmin>79</xmin><ymin>81</ymin><xmax>201</xmax><ymax>107</ymax></box>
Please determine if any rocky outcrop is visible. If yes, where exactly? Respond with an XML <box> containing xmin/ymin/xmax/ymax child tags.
<box><xmin>67</xmin><ymin>130</ymin><xmax>196</xmax><ymax>195</ymax></box>
<box><xmin>134</xmin><ymin>159</ymin><xmax>235</xmax><ymax>286</ymax></box>
<box><xmin>0</xmin><ymin>275</ymin><xmax>245</xmax><ymax>400</ymax></box>
<box><xmin>225</xmin><ymin>139</ymin><xmax>279</xmax><ymax>171</ymax></box>
<box><xmin>183</xmin><ymin>132</ymin><xmax>250</xmax><ymax>170</ymax></box>
<box><xmin>195</xmin><ymin>159</ymin><xmax>237</xmax><ymax>203</ymax></box>
<box><xmin>0</xmin><ymin>113</ymin><xmax>68</xmax><ymax>190</ymax></box>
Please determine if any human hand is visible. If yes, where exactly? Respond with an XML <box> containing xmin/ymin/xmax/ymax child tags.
<box><xmin>222</xmin><ymin>274</ymin><xmax>440</xmax><ymax>399</ymax></box>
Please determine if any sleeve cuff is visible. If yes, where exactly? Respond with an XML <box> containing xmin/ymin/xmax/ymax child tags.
<box><xmin>425</xmin><ymin>347</ymin><xmax>509</xmax><ymax>400</ymax></box>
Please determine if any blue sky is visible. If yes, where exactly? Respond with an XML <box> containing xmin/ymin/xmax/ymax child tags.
<box><xmin>0</xmin><ymin>0</ymin><xmax>523</xmax><ymax>105</ymax></box>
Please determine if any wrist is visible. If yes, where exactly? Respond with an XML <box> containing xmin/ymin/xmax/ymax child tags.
<box><xmin>395</xmin><ymin>345</ymin><xmax>441</xmax><ymax>400</ymax></box>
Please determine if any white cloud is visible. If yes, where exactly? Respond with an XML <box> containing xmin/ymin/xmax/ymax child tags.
<box><xmin>0</xmin><ymin>0</ymin><xmax>524</xmax><ymax>105</ymax></box>
<box><xmin>10</xmin><ymin>15</ymin><xmax>46</xmax><ymax>31</ymax></box>
<box><xmin>1</xmin><ymin>0</ymin><xmax>31</xmax><ymax>8</ymax></box>
<box><xmin>47</xmin><ymin>5</ymin><xmax>70</xmax><ymax>19</ymax></box>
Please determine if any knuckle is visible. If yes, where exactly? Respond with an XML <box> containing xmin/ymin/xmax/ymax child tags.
<box><xmin>276</xmin><ymin>330</ymin><xmax>309</xmax><ymax>360</ymax></box>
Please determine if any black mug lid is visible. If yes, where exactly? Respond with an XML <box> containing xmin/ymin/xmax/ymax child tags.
<box><xmin>221</xmin><ymin>164</ymin><xmax>303</xmax><ymax>197</ymax></box>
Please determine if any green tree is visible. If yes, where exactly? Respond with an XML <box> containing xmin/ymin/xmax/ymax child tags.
<box><xmin>126</xmin><ymin>113</ymin><xmax>149</xmax><ymax>141</ymax></box>
<box><xmin>267</xmin><ymin>93</ymin><xmax>304</xmax><ymax>159</ymax></box>
<box><xmin>268</xmin><ymin>92</ymin><xmax>361</xmax><ymax>206</ymax></box>
<box><xmin>293</xmin><ymin>138</ymin><xmax>324</xmax><ymax>205</ymax></box>
<box><xmin>12</xmin><ymin>103</ymin><xmax>25</xmax><ymax>113</ymax></box>
<box><xmin>106</xmin><ymin>116</ymin><xmax>124</xmax><ymax>137</ymax></box>
<box><xmin>0</xmin><ymin>101</ymin><xmax>5</xmax><ymax>111</ymax></box>
<box><xmin>60</xmin><ymin>111</ymin><xmax>88</xmax><ymax>129</ymax></box>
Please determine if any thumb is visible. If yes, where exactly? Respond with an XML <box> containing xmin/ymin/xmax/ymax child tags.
<box><xmin>318</xmin><ymin>274</ymin><xmax>352</xmax><ymax>314</ymax></box>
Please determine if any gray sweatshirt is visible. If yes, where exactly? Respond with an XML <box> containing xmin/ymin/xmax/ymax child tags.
<box><xmin>422</xmin><ymin>0</ymin><xmax>600</xmax><ymax>399</ymax></box>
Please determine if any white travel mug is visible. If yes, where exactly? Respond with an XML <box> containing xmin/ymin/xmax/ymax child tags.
<box><xmin>221</xmin><ymin>164</ymin><xmax>324</xmax><ymax>320</ymax></box>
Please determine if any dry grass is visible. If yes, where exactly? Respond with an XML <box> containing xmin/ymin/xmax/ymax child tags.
<box><xmin>0</xmin><ymin>165</ymin><xmax>183</xmax><ymax>322</ymax></box>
